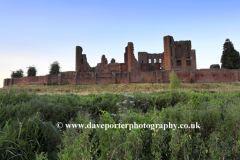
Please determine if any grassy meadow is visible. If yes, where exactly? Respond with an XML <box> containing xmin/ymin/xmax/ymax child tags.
<box><xmin>0</xmin><ymin>82</ymin><xmax>240</xmax><ymax>159</ymax></box>
<box><xmin>1</xmin><ymin>82</ymin><xmax>240</xmax><ymax>95</ymax></box>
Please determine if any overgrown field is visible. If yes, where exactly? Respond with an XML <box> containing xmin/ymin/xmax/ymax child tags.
<box><xmin>2</xmin><ymin>82</ymin><xmax>240</xmax><ymax>95</ymax></box>
<box><xmin>0</xmin><ymin>88</ymin><xmax>240</xmax><ymax>159</ymax></box>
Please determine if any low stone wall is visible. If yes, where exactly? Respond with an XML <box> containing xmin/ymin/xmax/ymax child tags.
<box><xmin>3</xmin><ymin>69</ymin><xmax>240</xmax><ymax>87</ymax></box>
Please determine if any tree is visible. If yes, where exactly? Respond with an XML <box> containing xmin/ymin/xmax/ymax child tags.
<box><xmin>11</xmin><ymin>69</ymin><xmax>24</xmax><ymax>78</ymax></box>
<box><xmin>220</xmin><ymin>39</ymin><xmax>240</xmax><ymax>69</ymax></box>
<box><xmin>169</xmin><ymin>71</ymin><xmax>180</xmax><ymax>90</ymax></box>
<box><xmin>27</xmin><ymin>66</ymin><xmax>37</xmax><ymax>77</ymax></box>
<box><xmin>210</xmin><ymin>64</ymin><xmax>220</xmax><ymax>69</ymax></box>
<box><xmin>49</xmin><ymin>61</ymin><xmax>61</xmax><ymax>75</ymax></box>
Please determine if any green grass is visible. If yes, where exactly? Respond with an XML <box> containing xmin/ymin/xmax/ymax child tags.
<box><xmin>1</xmin><ymin>81</ymin><xmax>240</xmax><ymax>95</ymax></box>
<box><xmin>1</xmin><ymin>85</ymin><xmax>240</xmax><ymax>159</ymax></box>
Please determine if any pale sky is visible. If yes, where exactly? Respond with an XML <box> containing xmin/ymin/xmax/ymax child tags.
<box><xmin>1</xmin><ymin>0</ymin><xmax>240</xmax><ymax>88</ymax></box>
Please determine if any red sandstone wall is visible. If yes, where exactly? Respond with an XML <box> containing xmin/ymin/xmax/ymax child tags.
<box><xmin>175</xmin><ymin>70</ymin><xmax>191</xmax><ymax>83</ymax></box>
<box><xmin>3</xmin><ymin>76</ymin><xmax>46</xmax><ymax>87</ymax></box>
<box><xmin>77</xmin><ymin>77</ymin><xmax>95</xmax><ymax>85</ymax></box>
<box><xmin>195</xmin><ymin>69</ymin><xmax>238</xmax><ymax>83</ymax></box>
<box><xmin>120</xmin><ymin>64</ymin><xmax>128</xmax><ymax>72</ymax></box>
<box><xmin>61</xmin><ymin>73</ymin><xmax>74</xmax><ymax>85</ymax></box>
<box><xmin>116</xmin><ymin>72</ymin><xmax>129</xmax><ymax>84</ymax></box>
<box><xmin>130</xmin><ymin>71</ymin><xmax>156</xmax><ymax>83</ymax></box>
<box><xmin>108</xmin><ymin>64</ymin><xmax>121</xmax><ymax>72</ymax></box>
<box><xmin>3</xmin><ymin>69</ymin><xmax>240</xmax><ymax>87</ymax></box>
<box><xmin>49</xmin><ymin>74</ymin><xmax>58</xmax><ymax>84</ymax></box>
<box><xmin>77</xmin><ymin>73</ymin><xmax>93</xmax><ymax>78</ymax></box>
<box><xmin>162</xmin><ymin>71</ymin><xmax>170</xmax><ymax>83</ymax></box>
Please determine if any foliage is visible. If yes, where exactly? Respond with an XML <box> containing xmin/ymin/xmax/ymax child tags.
<box><xmin>35</xmin><ymin>152</ymin><xmax>48</xmax><ymax>160</ymax></box>
<box><xmin>221</xmin><ymin>39</ymin><xmax>240</xmax><ymax>69</ymax></box>
<box><xmin>210</xmin><ymin>64</ymin><xmax>220</xmax><ymax>69</ymax></box>
<box><xmin>49</xmin><ymin>81</ymin><xmax>58</xmax><ymax>85</ymax></box>
<box><xmin>141</xmin><ymin>78</ymin><xmax>147</xmax><ymax>83</ymax></box>
<box><xmin>190</xmin><ymin>78</ymin><xmax>194</xmax><ymax>83</ymax></box>
<box><xmin>1</xmin><ymin>90</ymin><xmax>240</xmax><ymax>159</ymax></box>
<box><xmin>169</xmin><ymin>71</ymin><xmax>180</xmax><ymax>90</ymax></box>
<box><xmin>11</xmin><ymin>69</ymin><xmax>24</xmax><ymax>78</ymax></box>
<box><xmin>89</xmin><ymin>67</ymin><xmax>95</xmax><ymax>72</ymax></box>
<box><xmin>63</xmin><ymin>80</ymin><xmax>69</xmax><ymax>85</ymax></box>
<box><xmin>27</xmin><ymin>65</ymin><xmax>37</xmax><ymax>77</ymax></box>
<box><xmin>0</xmin><ymin>112</ymin><xmax>61</xmax><ymax>160</ymax></box>
<box><xmin>49</xmin><ymin>61</ymin><xmax>61</xmax><ymax>75</ymax></box>
<box><xmin>151</xmin><ymin>79</ymin><xmax>153</xmax><ymax>84</ymax></box>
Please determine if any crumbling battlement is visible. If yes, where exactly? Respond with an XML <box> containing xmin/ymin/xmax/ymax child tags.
<box><xmin>76</xmin><ymin>46</ymin><xmax>91</xmax><ymax>72</ymax></box>
<box><xmin>77</xmin><ymin>35</ymin><xmax>196</xmax><ymax>73</ymax></box>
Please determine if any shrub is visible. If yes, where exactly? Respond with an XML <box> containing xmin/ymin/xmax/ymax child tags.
<box><xmin>48</xmin><ymin>81</ymin><xmax>58</xmax><ymax>86</ymax></box>
<box><xmin>63</xmin><ymin>80</ymin><xmax>69</xmax><ymax>85</ymax></box>
<box><xmin>27</xmin><ymin>65</ymin><xmax>37</xmax><ymax>77</ymax></box>
<box><xmin>11</xmin><ymin>69</ymin><xmax>24</xmax><ymax>78</ymax></box>
<box><xmin>169</xmin><ymin>71</ymin><xmax>180</xmax><ymax>90</ymax></box>
<box><xmin>190</xmin><ymin>78</ymin><xmax>194</xmax><ymax>83</ymax></box>
<box><xmin>141</xmin><ymin>78</ymin><xmax>147</xmax><ymax>83</ymax></box>
<box><xmin>89</xmin><ymin>67</ymin><xmax>95</xmax><ymax>72</ymax></box>
<box><xmin>49</xmin><ymin>61</ymin><xmax>61</xmax><ymax>75</ymax></box>
<box><xmin>210</xmin><ymin>64</ymin><xmax>220</xmax><ymax>69</ymax></box>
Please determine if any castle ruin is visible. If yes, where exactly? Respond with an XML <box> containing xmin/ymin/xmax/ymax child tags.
<box><xmin>76</xmin><ymin>35</ymin><xmax>197</xmax><ymax>73</ymax></box>
<box><xmin>3</xmin><ymin>35</ymin><xmax>240</xmax><ymax>87</ymax></box>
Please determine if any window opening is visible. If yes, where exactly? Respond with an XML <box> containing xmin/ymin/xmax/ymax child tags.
<box><xmin>186</xmin><ymin>60</ymin><xmax>191</xmax><ymax>66</ymax></box>
<box><xmin>177</xmin><ymin>60</ymin><xmax>181</xmax><ymax>66</ymax></box>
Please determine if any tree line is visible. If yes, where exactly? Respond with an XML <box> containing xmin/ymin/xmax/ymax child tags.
<box><xmin>11</xmin><ymin>61</ymin><xmax>60</xmax><ymax>78</ymax></box>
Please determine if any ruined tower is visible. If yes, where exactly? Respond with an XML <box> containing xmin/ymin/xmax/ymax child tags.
<box><xmin>163</xmin><ymin>35</ymin><xmax>175</xmax><ymax>70</ymax></box>
<box><xmin>76</xmin><ymin>46</ymin><xmax>83</xmax><ymax>72</ymax></box>
<box><xmin>127</xmin><ymin>42</ymin><xmax>138</xmax><ymax>72</ymax></box>
<box><xmin>75</xmin><ymin>46</ymin><xmax>91</xmax><ymax>72</ymax></box>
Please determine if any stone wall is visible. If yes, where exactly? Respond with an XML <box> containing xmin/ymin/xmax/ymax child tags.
<box><xmin>3</xmin><ymin>69</ymin><xmax>240</xmax><ymax>87</ymax></box>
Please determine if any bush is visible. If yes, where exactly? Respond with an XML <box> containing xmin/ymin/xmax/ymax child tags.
<box><xmin>141</xmin><ymin>78</ymin><xmax>147</xmax><ymax>83</ymax></box>
<box><xmin>11</xmin><ymin>69</ymin><xmax>24</xmax><ymax>78</ymax></box>
<box><xmin>48</xmin><ymin>81</ymin><xmax>58</xmax><ymax>86</ymax></box>
<box><xmin>168</xmin><ymin>71</ymin><xmax>180</xmax><ymax>90</ymax></box>
<box><xmin>49</xmin><ymin>61</ymin><xmax>61</xmax><ymax>75</ymax></box>
<box><xmin>27</xmin><ymin>65</ymin><xmax>37</xmax><ymax>77</ymax></box>
<box><xmin>210</xmin><ymin>64</ymin><xmax>220</xmax><ymax>69</ymax></box>
<box><xmin>190</xmin><ymin>78</ymin><xmax>194</xmax><ymax>83</ymax></box>
<box><xmin>63</xmin><ymin>80</ymin><xmax>69</xmax><ymax>85</ymax></box>
<box><xmin>89</xmin><ymin>67</ymin><xmax>95</xmax><ymax>72</ymax></box>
